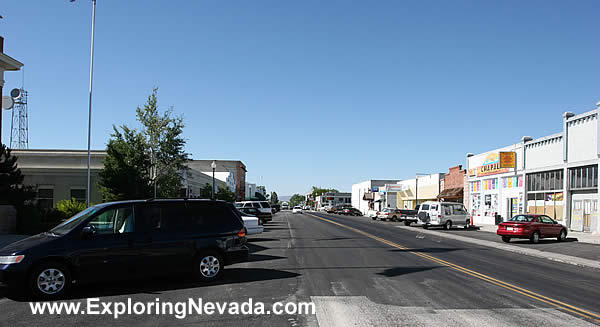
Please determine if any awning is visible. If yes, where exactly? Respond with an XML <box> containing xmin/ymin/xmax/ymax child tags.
<box><xmin>363</xmin><ymin>193</ymin><xmax>374</xmax><ymax>200</ymax></box>
<box><xmin>437</xmin><ymin>187</ymin><xmax>463</xmax><ymax>199</ymax></box>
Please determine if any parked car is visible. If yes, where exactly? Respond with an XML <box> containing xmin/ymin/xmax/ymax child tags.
<box><xmin>0</xmin><ymin>199</ymin><xmax>249</xmax><ymax>299</ymax></box>
<box><xmin>235</xmin><ymin>201</ymin><xmax>273</xmax><ymax>221</ymax></box>
<box><xmin>497</xmin><ymin>214</ymin><xmax>567</xmax><ymax>244</ymax></box>
<box><xmin>341</xmin><ymin>207</ymin><xmax>363</xmax><ymax>216</ymax></box>
<box><xmin>398</xmin><ymin>206</ymin><xmax>420</xmax><ymax>226</ymax></box>
<box><xmin>376</xmin><ymin>208</ymin><xmax>398</xmax><ymax>221</ymax></box>
<box><xmin>302</xmin><ymin>205</ymin><xmax>311</xmax><ymax>211</ymax></box>
<box><xmin>292</xmin><ymin>206</ymin><xmax>303</xmax><ymax>214</ymax></box>
<box><xmin>329</xmin><ymin>204</ymin><xmax>350</xmax><ymax>214</ymax></box>
<box><xmin>236</xmin><ymin>207</ymin><xmax>273</xmax><ymax>224</ymax></box>
<box><xmin>271</xmin><ymin>204</ymin><xmax>281</xmax><ymax>213</ymax></box>
<box><xmin>241</xmin><ymin>216</ymin><xmax>264</xmax><ymax>235</ymax></box>
<box><xmin>417</xmin><ymin>201</ymin><xmax>470</xmax><ymax>229</ymax></box>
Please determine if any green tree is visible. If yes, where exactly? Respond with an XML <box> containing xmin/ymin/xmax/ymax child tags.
<box><xmin>0</xmin><ymin>144</ymin><xmax>34</xmax><ymax>207</ymax></box>
<box><xmin>55</xmin><ymin>198</ymin><xmax>87</xmax><ymax>218</ymax></box>
<box><xmin>270</xmin><ymin>191</ymin><xmax>279</xmax><ymax>204</ymax></box>
<box><xmin>310</xmin><ymin>186</ymin><xmax>339</xmax><ymax>198</ymax></box>
<box><xmin>289</xmin><ymin>194</ymin><xmax>304</xmax><ymax>207</ymax></box>
<box><xmin>99</xmin><ymin>88</ymin><xmax>189</xmax><ymax>200</ymax></box>
<box><xmin>215</xmin><ymin>186</ymin><xmax>236</xmax><ymax>202</ymax></box>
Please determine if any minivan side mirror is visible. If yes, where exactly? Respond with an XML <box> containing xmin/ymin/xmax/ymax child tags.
<box><xmin>81</xmin><ymin>226</ymin><xmax>95</xmax><ymax>238</ymax></box>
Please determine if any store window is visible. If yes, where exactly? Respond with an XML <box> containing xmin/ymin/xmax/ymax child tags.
<box><xmin>526</xmin><ymin>169</ymin><xmax>564</xmax><ymax>221</ymax></box>
<box><xmin>569</xmin><ymin>165</ymin><xmax>598</xmax><ymax>190</ymax></box>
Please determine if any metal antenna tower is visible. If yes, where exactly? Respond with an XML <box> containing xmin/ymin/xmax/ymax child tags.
<box><xmin>9</xmin><ymin>87</ymin><xmax>28</xmax><ymax>149</ymax></box>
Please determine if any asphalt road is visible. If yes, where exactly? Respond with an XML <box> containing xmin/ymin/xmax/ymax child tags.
<box><xmin>1</xmin><ymin>211</ymin><xmax>599</xmax><ymax>326</ymax></box>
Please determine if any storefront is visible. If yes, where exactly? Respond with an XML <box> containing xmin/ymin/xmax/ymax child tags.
<box><xmin>467</xmin><ymin>149</ymin><xmax>524</xmax><ymax>225</ymax></box>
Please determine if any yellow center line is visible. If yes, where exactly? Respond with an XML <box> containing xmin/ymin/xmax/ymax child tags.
<box><xmin>307</xmin><ymin>213</ymin><xmax>600</xmax><ymax>323</ymax></box>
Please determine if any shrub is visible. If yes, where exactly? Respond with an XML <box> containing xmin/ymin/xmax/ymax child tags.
<box><xmin>56</xmin><ymin>198</ymin><xmax>87</xmax><ymax>218</ymax></box>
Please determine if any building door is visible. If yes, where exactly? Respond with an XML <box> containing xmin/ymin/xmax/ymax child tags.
<box><xmin>507</xmin><ymin>198</ymin><xmax>518</xmax><ymax>220</ymax></box>
<box><xmin>570</xmin><ymin>193</ymin><xmax>597</xmax><ymax>232</ymax></box>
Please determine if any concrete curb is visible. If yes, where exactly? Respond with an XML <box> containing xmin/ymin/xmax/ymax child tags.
<box><xmin>395</xmin><ymin>225</ymin><xmax>600</xmax><ymax>270</ymax></box>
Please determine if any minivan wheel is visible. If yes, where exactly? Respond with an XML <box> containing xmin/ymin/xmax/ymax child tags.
<box><xmin>423</xmin><ymin>224</ymin><xmax>429</xmax><ymax>229</ymax></box>
<box><xmin>195</xmin><ymin>252</ymin><xmax>224</xmax><ymax>281</ymax></box>
<box><xmin>557</xmin><ymin>229</ymin><xmax>567</xmax><ymax>242</ymax></box>
<box><xmin>443</xmin><ymin>221</ymin><xmax>452</xmax><ymax>230</ymax></box>
<box><xmin>530</xmin><ymin>231</ymin><xmax>540</xmax><ymax>244</ymax></box>
<box><xmin>29</xmin><ymin>261</ymin><xmax>71</xmax><ymax>299</ymax></box>
<box><xmin>404</xmin><ymin>220</ymin><xmax>411</xmax><ymax>226</ymax></box>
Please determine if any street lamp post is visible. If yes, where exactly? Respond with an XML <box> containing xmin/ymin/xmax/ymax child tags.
<box><xmin>72</xmin><ymin>0</ymin><xmax>97</xmax><ymax>207</ymax></box>
<box><xmin>211</xmin><ymin>161</ymin><xmax>217</xmax><ymax>200</ymax></box>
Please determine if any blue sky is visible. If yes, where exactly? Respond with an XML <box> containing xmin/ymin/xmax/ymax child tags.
<box><xmin>1</xmin><ymin>0</ymin><xmax>599</xmax><ymax>196</ymax></box>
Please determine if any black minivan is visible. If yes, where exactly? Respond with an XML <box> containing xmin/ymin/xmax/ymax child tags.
<box><xmin>0</xmin><ymin>199</ymin><xmax>249</xmax><ymax>299</ymax></box>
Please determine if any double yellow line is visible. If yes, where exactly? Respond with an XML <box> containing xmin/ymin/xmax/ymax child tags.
<box><xmin>308</xmin><ymin>213</ymin><xmax>600</xmax><ymax>323</ymax></box>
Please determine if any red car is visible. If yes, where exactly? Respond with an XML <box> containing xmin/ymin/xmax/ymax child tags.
<box><xmin>497</xmin><ymin>214</ymin><xmax>567</xmax><ymax>243</ymax></box>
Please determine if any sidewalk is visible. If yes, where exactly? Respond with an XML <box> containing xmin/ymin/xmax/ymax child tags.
<box><xmin>397</xmin><ymin>224</ymin><xmax>600</xmax><ymax>270</ymax></box>
<box><xmin>477</xmin><ymin>224</ymin><xmax>600</xmax><ymax>245</ymax></box>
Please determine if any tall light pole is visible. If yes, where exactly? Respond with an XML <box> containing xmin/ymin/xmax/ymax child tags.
<box><xmin>211</xmin><ymin>161</ymin><xmax>217</xmax><ymax>200</ymax></box>
<box><xmin>72</xmin><ymin>0</ymin><xmax>97</xmax><ymax>207</ymax></box>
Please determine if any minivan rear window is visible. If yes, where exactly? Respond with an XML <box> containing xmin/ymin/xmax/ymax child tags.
<box><xmin>260</xmin><ymin>202</ymin><xmax>271</xmax><ymax>208</ymax></box>
<box><xmin>421</xmin><ymin>204</ymin><xmax>429</xmax><ymax>210</ymax></box>
<box><xmin>252</xmin><ymin>203</ymin><xmax>261</xmax><ymax>208</ymax></box>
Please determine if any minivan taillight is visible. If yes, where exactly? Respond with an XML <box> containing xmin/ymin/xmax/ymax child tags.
<box><xmin>238</xmin><ymin>228</ymin><xmax>247</xmax><ymax>237</ymax></box>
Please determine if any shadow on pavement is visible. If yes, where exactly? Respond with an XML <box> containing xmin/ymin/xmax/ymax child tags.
<box><xmin>377</xmin><ymin>266</ymin><xmax>440</xmax><ymax>277</ymax></box>
<box><xmin>389</xmin><ymin>247</ymin><xmax>468</xmax><ymax>253</ymax></box>
<box><xmin>246</xmin><ymin>253</ymin><xmax>286</xmax><ymax>263</ymax></box>
<box><xmin>507</xmin><ymin>238</ymin><xmax>579</xmax><ymax>244</ymax></box>
<box><xmin>247</xmin><ymin>237</ymin><xmax>280</xmax><ymax>242</ymax></box>
<box><xmin>5</xmin><ymin>268</ymin><xmax>301</xmax><ymax>302</ymax></box>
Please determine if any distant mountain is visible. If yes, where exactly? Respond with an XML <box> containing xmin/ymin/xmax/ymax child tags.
<box><xmin>279</xmin><ymin>195</ymin><xmax>292</xmax><ymax>202</ymax></box>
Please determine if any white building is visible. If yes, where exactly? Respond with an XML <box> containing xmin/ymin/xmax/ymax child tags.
<box><xmin>467</xmin><ymin>105</ymin><xmax>600</xmax><ymax>233</ymax></box>
<box><xmin>245</xmin><ymin>183</ymin><xmax>257</xmax><ymax>200</ymax></box>
<box><xmin>201</xmin><ymin>171</ymin><xmax>236</xmax><ymax>193</ymax></box>
<box><xmin>352</xmin><ymin>180</ymin><xmax>400</xmax><ymax>215</ymax></box>
<box><xmin>315</xmin><ymin>192</ymin><xmax>352</xmax><ymax>210</ymax></box>
<box><xmin>394</xmin><ymin>173</ymin><xmax>444</xmax><ymax>210</ymax></box>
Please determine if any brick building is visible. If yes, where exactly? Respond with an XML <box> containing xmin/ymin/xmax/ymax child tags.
<box><xmin>438</xmin><ymin>165</ymin><xmax>466</xmax><ymax>203</ymax></box>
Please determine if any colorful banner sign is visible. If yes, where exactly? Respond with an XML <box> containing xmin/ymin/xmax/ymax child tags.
<box><xmin>477</xmin><ymin>153</ymin><xmax>511</xmax><ymax>177</ymax></box>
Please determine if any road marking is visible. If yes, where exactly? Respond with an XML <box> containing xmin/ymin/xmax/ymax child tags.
<box><xmin>307</xmin><ymin>213</ymin><xmax>600</xmax><ymax>323</ymax></box>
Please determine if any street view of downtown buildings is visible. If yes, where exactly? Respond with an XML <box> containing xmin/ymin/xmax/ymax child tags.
<box><xmin>1</xmin><ymin>2</ymin><xmax>600</xmax><ymax>327</ymax></box>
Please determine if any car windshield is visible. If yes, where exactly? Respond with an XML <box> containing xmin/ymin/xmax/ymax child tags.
<box><xmin>509</xmin><ymin>215</ymin><xmax>534</xmax><ymax>222</ymax></box>
<box><xmin>50</xmin><ymin>206</ymin><xmax>99</xmax><ymax>235</ymax></box>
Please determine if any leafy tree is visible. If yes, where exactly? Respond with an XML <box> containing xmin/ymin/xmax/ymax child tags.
<box><xmin>289</xmin><ymin>194</ymin><xmax>304</xmax><ymax>207</ymax></box>
<box><xmin>310</xmin><ymin>186</ymin><xmax>339</xmax><ymax>198</ymax></box>
<box><xmin>200</xmin><ymin>183</ymin><xmax>213</xmax><ymax>199</ymax></box>
<box><xmin>270</xmin><ymin>191</ymin><xmax>279</xmax><ymax>204</ymax></box>
<box><xmin>0</xmin><ymin>144</ymin><xmax>34</xmax><ymax>207</ymax></box>
<box><xmin>99</xmin><ymin>88</ymin><xmax>189</xmax><ymax>200</ymax></box>
<box><xmin>55</xmin><ymin>198</ymin><xmax>87</xmax><ymax>218</ymax></box>
<box><xmin>215</xmin><ymin>186</ymin><xmax>236</xmax><ymax>203</ymax></box>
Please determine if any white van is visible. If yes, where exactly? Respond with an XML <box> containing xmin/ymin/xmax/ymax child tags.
<box><xmin>234</xmin><ymin>201</ymin><xmax>273</xmax><ymax>216</ymax></box>
<box><xmin>417</xmin><ymin>201</ymin><xmax>470</xmax><ymax>230</ymax></box>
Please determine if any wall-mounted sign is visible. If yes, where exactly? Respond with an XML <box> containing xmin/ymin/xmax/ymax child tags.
<box><xmin>372</xmin><ymin>187</ymin><xmax>379</xmax><ymax>192</ymax></box>
<box><xmin>477</xmin><ymin>153</ymin><xmax>510</xmax><ymax>177</ymax></box>
<box><xmin>499</xmin><ymin>152</ymin><xmax>516</xmax><ymax>168</ymax></box>
<box><xmin>468</xmin><ymin>169</ymin><xmax>477</xmax><ymax>177</ymax></box>
<box><xmin>386</xmin><ymin>184</ymin><xmax>408</xmax><ymax>192</ymax></box>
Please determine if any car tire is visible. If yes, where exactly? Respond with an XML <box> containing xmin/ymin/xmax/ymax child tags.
<box><xmin>404</xmin><ymin>220</ymin><xmax>411</xmax><ymax>226</ymax></box>
<box><xmin>194</xmin><ymin>251</ymin><xmax>224</xmax><ymax>281</ymax></box>
<box><xmin>392</xmin><ymin>216</ymin><xmax>397</xmax><ymax>222</ymax></box>
<box><xmin>443</xmin><ymin>220</ymin><xmax>452</xmax><ymax>230</ymax></box>
<box><xmin>530</xmin><ymin>231</ymin><xmax>540</xmax><ymax>244</ymax></box>
<box><xmin>501</xmin><ymin>236</ymin><xmax>511</xmax><ymax>243</ymax></box>
<box><xmin>371</xmin><ymin>217</ymin><xmax>377</xmax><ymax>220</ymax></box>
<box><xmin>423</xmin><ymin>224</ymin><xmax>429</xmax><ymax>229</ymax></box>
<box><xmin>557</xmin><ymin>229</ymin><xmax>567</xmax><ymax>242</ymax></box>
<box><xmin>29</xmin><ymin>261</ymin><xmax>72</xmax><ymax>300</ymax></box>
